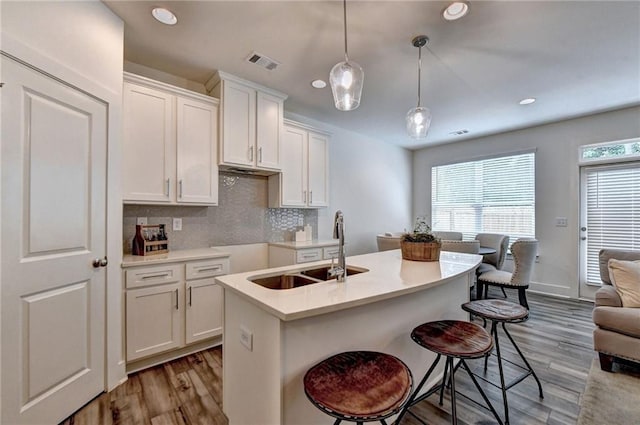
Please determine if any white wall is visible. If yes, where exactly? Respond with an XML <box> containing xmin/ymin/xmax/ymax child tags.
<box><xmin>287</xmin><ymin>113</ymin><xmax>413</xmax><ymax>255</ymax></box>
<box><xmin>1</xmin><ymin>0</ymin><xmax>125</xmax><ymax>391</ymax></box>
<box><xmin>413</xmin><ymin>106</ymin><xmax>640</xmax><ymax>298</ymax></box>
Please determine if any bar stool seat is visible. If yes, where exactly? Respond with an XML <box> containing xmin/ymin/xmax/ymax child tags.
<box><xmin>396</xmin><ymin>320</ymin><xmax>504</xmax><ymax>425</ymax></box>
<box><xmin>462</xmin><ymin>299</ymin><xmax>544</xmax><ymax>425</ymax></box>
<box><xmin>304</xmin><ymin>351</ymin><xmax>412</xmax><ymax>424</ymax></box>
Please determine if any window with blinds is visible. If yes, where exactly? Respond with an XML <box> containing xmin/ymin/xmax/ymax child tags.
<box><xmin>584</xmin><ymin>164</ymin><xmax>640</xmax><ymax>285</ymax></box>
<box><xmin>431</xmin><ymin>152</ymin><xmax>535</xmax><ymax>243</ymax></box>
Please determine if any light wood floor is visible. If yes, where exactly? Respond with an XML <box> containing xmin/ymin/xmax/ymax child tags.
<box><xmin>61</xmin><ymin>290</ymin><xmax>599</xmax><ymax>425</ymax></box>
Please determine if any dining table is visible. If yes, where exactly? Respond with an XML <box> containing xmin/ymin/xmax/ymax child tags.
<box><xmin>478</xmin><ymin>246</ymin><xmax>497</xmax><ymax>255</ymax></box>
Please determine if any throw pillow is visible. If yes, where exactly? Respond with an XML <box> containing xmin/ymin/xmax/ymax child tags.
<box><xmin>607</xmin><ymin>259</ymin><xmax>640</xmax><ymax>308</ymax></box>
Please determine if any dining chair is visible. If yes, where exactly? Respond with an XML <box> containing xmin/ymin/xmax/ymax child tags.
<box><xmin>433</xmin><ymin>231</ymin><xmax>463</xmax><ymax>241</ymax></box>
<box><xmin>441</xmin><ymin>240</ymin><xmax>480</xmax><ymax>254</ymax></box>
<box><xmin>476</xmin><ymin>238</ymin><xmax>538</xmax><ymax>309</ymax></box>
<box><xmin>376</xmin><ymin>234</ymin><xmax>403</xmax><ymax>251</ymax></box>
<box><xmin>475</xmin><ymin>233</ymin><xmax>509</xmax><ymax>274</ymax></box>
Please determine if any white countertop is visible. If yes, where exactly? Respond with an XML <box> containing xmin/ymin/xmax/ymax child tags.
<box><xmin>215</xmin><ymin>249</ymin><xmax>481</xmax><ymax>321</ymax></box>
<box><xmin>122</xmin><ymin>247</ymin><xmax>230</xmax><ymax>268</ymax></box>
<box><xmin>267</xmin><ymin>239</ymin><xmax>339</xmax><ymax>249</ymax></box>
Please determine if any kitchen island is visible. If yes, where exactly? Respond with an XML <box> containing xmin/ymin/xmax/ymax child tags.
<box><xmin>215</xmin><ymin>249</ymin><xmax>481</xmax><ymax>425</ymax></box>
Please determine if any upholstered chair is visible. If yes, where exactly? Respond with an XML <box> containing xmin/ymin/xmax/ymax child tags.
<box><xmin>376</xmin><ymin>234</ymin><xmax>402</xmax><ymax>251</ymax></box>
<box><xmin>441</xmin><ymin>240</ymin><xmax>480</xmax><ymax>254</ymax></box>
<box><xmin>593</xmin><ymin>249</ymin><xmax>640</xmax><ymax>371</ymax></box>
<box><xmin>432</xmin><ymin>231</ymin><xmax>463</xmax><ymax>241</ymax></box>
<box><xmin>476</xmin><ymin>238</ymin><xmax>538</xmax><ymax>308</ymax></box>
<box><xmin>475</xmin><ymin>233</ymin><xmax>509</xmax><ymax>275</ymax></box>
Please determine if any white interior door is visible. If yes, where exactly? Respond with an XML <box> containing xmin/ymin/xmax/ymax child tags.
<box><xmin>1</xmin><ymin>54</ymin><xmax>107</xmax><ymax>424</ymax></box>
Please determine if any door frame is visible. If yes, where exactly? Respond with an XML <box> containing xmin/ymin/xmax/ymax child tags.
<box><xmin>578</xmin><ymin>160</ymin><xmax>640</xmax><ymax>300</ymax></box>
<box><xmin>1</xmin><ymin>33</ymin><xmax>125</xmax><ymax>399</ymax></box>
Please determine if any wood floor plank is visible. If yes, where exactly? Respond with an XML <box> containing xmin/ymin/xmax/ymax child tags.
<box><xmin>149</xmin><ymin>408</ymin><xmax>187</xmax><ymax>425</ymax></box>
<box><xmin>111</xmin><ymin>393</ymin><xmax>151</xmax><ymax>425</ymax></box>
<box><xmin>138</xmin><ymin>365</ymin><xmax>181</xmax><ymax>418</ymax></box>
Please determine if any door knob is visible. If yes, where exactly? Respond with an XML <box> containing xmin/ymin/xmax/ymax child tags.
<box><xmin>92</xmin><ymin>257</ymin><xmax>108</xmax><ymax>268</ymax></box>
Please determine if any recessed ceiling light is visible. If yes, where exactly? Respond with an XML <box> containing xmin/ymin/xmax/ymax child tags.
<box><xmin>519</xmin><ymin>98</ymin><xmax>536</xmax><ymax>105</ymax></box>
<box><xmin>443</xmin><ymin>2</ymin><xmax>469</xmax><ymax>21</ymax></box>
<box><xmin>311</xmin><ymin>79</ymin><xmax>327</xmax><ymax>89</ymax></box>
<box><xmin>152</xmin><ymin>7</ymin><xmax>177</xmax><ymax>25</ymax></box>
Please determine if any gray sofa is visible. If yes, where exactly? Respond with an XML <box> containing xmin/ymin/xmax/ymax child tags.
<box><xmin>593</xmin><ymin>249</ymin><xmax>640</xmax><ymax>371</ymax></box>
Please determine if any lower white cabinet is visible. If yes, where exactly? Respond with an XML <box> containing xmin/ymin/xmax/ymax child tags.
<box><xmin>125</xmin><ymin>256</ymin><xmax>229</xmax><ymax>363</ymax></box>
<box><xmin>126</xmin><ymin>281</ymin><xmax>184</xmax><ymax>361</ymax></box>
<box><xmin>185</xmin><ymin>277</ymin><xmax>223</xmax><ymax>344</ymax></box>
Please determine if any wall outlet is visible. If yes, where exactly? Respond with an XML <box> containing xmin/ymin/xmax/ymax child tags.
<box><xmin>297</xmin><ymin>217</ymin><xmax>304</xmax><ymax>226</ymax></box>
<box><xmin>173</xmin><ymin>217</ymin><xmax>182</xmax><ymax>231</ymax></box>
<box><xmin>555</xmin><ymin>217</ymin><xmax>568</xmax><ymax>227</ymax></box>
<box><xmin>136</xmin><ymin>217</ymin><xmax>148</xmax><ymax>225</ymax></box>
<box><xmin>239</xmin><ymin>325</ymin><xmax>253</xmax><ymax>351</ymax></box>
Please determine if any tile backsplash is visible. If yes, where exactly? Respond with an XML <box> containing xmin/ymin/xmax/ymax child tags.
<box><xmin>123</xmin><ymin>172</ymin><xmax>318</xmax><ymax>253</ymax></box>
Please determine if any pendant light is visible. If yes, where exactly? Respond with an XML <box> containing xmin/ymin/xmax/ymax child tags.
<box><xmin>406</xmin><ymin>35</ymin><xmax>432</xmax><ymax>139</ymax></box>
<box><xmin>329</xmin><ymin>0</ymin><xmax>364</xmax><ymax>111</ymax></box>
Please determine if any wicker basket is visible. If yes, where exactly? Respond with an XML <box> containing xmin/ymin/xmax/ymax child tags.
<box><xmin>401</xmin><ymin>241</ymin><xmax>441</xmax><ymax>262</ymax></box>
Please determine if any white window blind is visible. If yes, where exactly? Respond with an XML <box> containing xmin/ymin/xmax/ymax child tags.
<box><xmin>431</xmin><ymin>152</ymin><xmax>535</xmax><ymax>243</ymax></box>
<box><xmin>584</xmin><ymin>164</ymin><xmax>640</xmax><ymax>285</ymax></box>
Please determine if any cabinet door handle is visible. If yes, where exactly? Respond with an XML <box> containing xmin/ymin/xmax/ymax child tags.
<box><xmin>303</xmin><ymin>190</ymin><xmax>307</xmax><ymax>203</ymax></box>
<box><xmin>175</xmin><ymin>289</ymin><xmax>179</xmax><ymax>310</ymax></box>
<box><xmin>310</xmin><ymin>191</ymin><xmax>313</xmax><ymax>204</ymax></box>
<box><xmin>258</xmin><ymin>147</ymin><xmax>263</xmax><ymax>163</ymax></box>
<box><xmin>179</xmin><ymin>179</ymin><xmax>183</xmax><ymax>198</ymax></box>
<box><xmin>141</xmin><ymin>272</ymin><xmax>170</xmax><ymax>280</ymax></box>
<box><xmin>166</xmin><ymin>178</ymin><xmax>170</xmax><ymax>196</ymax></box>
<box><xmin>188</xmin><ymin>286</ymin><xmax>192</xmax><ymax>306</ymax></box>
<box><xmin>249</xmin><ymin>146</ymin><xmax>254</xmax><ymax>162</ymax></box>
<box><xmin>195</xmin><ymin>265</ymin><xmax>222</xmax><ymax>273</ymax></box>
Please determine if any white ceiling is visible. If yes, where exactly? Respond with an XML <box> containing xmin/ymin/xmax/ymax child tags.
<box><xmin>103</xmin><ymin>1</ymin><xmax>640</xmax><ymax>150</ymax></box>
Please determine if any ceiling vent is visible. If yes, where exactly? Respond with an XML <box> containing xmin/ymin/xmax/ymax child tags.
<box><xmin>449</xmin><ymin>129</ymin><xmax>469</xmax><ymax>136</ymax></box>
<box><xmin>246</xmin><ymin>51</ymin><xmax>280</xmax><ymax>71</ymax></box>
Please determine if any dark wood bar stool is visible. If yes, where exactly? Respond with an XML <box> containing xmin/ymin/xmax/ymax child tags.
<box><xmin>461</xmin><ymin>299</ymin><xmax>544</xmax><ymax>425</ymax></box>
<box><xmin>395</xmin><ymin>320</ymin><xmax>503</xmax><ymax>425</ymax></box>
<box><xmin>303</xmin><ymin>351</ymin><xmax>413</xmax><ymax>424</ymax></box>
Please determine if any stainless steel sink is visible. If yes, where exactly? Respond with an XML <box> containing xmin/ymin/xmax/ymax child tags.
<box><xmin>249</xmin><ymin>264</ymin><xmax>369</xmax><ymax>290</ymax></box>
<box><xmin>299</xmin><ymin>265</ymin><xmax>367</xmax><ymax>281</ymax></box>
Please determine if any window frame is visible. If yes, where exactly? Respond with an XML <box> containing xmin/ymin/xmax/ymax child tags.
<box><xmin>430</xmin><ymin>149</ymin><xmax>536</xmax><ymax>243</ymax></box>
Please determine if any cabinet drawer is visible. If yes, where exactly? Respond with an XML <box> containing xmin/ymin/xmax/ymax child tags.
<box><xmin>126</xmin><ymin>264</ymin><xmax>182</xmax><ymax>289</ymax></box>
<box><xmin>296</xmin><ymin>248</ymin><xmax>322</xmax><ymax>263</ymax></box>
<box><xmin>186</xmin><ymin>258</ymin><xmax>230</xmax><ymax>280</ymax></box>
<box><xmin>323</xmin><ymin>246</ymin><xmax>340</xmax><ymax>260</ymax></box>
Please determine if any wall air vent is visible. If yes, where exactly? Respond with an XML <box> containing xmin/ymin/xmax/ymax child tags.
<box><xmin>449</xmin><ymin>129</ymin><xmax>469</xmax><ymax>136</ymax></box>
<box><xmin>246</xmin><ymin>51</ymin><xmax>281</xmax><ymax>71</ymax></box>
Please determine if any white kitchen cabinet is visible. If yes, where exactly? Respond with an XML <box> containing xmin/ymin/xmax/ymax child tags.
<box><xmin>124</xmin><ymin>253</ymin><xmax>229</xmax><ymax>366</ymax></box>
<box><xmin>185</xmin><ymin>278</ymin><xmax>223</xmax><ymax>344</ymax></box>
<box><xmin>125</xmin><ymin>263</ymin><xmax>184</xmax><ymax>361</ymax></box>
<box><xmin>184</xmin><ymin>259</ymin><xmax>226</xmax><ymax>344</ymax></box>
<box><xmin>123</xmin><ymin>73</ymin><xmax>219</xmax><ymax>205</ymax></box>
<box><xmin>207</xmin><ymin>71</ymin><xmax>287</xmax><ymax>174</ymax></box>
<box><xmin>268</xmin><ymin>120</ymin><xmax>330</xmax><ymax>208</ymax></box>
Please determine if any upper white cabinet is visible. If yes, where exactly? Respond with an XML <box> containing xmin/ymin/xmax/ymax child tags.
<box><xmin>207</xmin><ymin>71</ymin><xmax>287</xmax><ymax>174</ymax></box>
<box><xmin>269</xmin><ymin>120</ymin><xmax>329</xmax><ymax>208</ymax></box>
<box><xmin>123</xmin><ymin>73</ymin><xmax>219</xmax><ymax>205</ymax></box>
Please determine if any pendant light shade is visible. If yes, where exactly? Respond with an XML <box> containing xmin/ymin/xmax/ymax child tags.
<box><xmin>406</xmin><ymin>35</ymin><xmax>432</xmax><ymax>138</ymax></box>
<box><xmin>330</xmin><ymin>60</ymin><xmax>364</xmax><ymax>111</ymax></box>
<box><xmin>406</xmin><ymin>106</ymin><xmax>432</xmax><ymax>139</ymax></box>
<box><xmin>330</xmin><ymin>0</ymin><xmax>364</xmax><ymax>111</ymax></box>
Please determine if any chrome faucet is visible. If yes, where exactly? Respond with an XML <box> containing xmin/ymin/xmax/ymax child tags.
<box><xmin>329</xmin><ymin>210</ymin><xmax>346</xmax><ymax>282</ymax></box>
